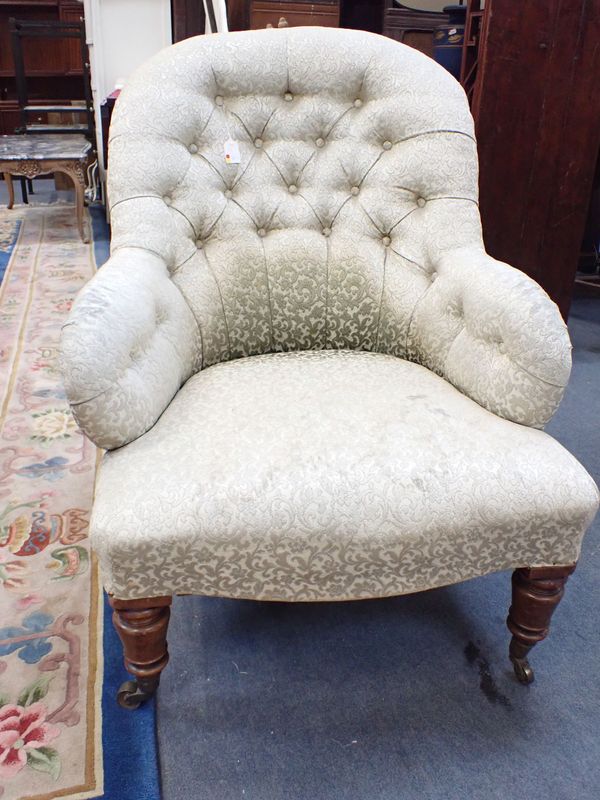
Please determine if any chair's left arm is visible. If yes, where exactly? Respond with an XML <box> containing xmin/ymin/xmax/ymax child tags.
<box><xmin>60</xmin><ymin>247</ymin><xmax>202</xmax><ymax>450</ymax></box>
<box><xmin>411</xmin><ymin>246</ymin><xmax>572</xmax><ymax>428</ymax></box>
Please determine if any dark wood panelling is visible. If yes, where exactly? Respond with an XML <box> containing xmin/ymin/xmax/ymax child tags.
<box><xmin>60</xmin><ymin>1</ymin><xmax>86</xmax><ymax>75</ymax></box>
<box><xmin>171</xmin><ymin>0</ymin><xmax>205</xmax><ymax>41</ymax></box>
<box><xmin>0</xmin><ymin>7</ymin><xmax>65</xmax><ymax>76</ymax></box>
<box><xmin>228</xmin><ymin>0</ymin><xmax>249</xmax><ymax>30</ymax></box>
<box><xmin>472</xmin><ymin>0</ymin><xmax>600</xmax><ymax>317</ymax></box>
<box><xmin>340</xmin><ymin>0</ymin><xmax>384</xmax><ymax>33</ymax></box>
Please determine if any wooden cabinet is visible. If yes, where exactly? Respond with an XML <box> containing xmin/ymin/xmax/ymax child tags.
<box><xmin>249</xmin><ymin>1</ymin><xmax>339</xmax><ymax>30</ymax></box>
<box><xmin>382</xmin><ymin>0</ymin><xmax>447</xmax><ymax>59</ymax></box>
<box><xmin>461</xmin><ymin>0</ymin><xmax>600</xmax><ymax>317</ymax></box>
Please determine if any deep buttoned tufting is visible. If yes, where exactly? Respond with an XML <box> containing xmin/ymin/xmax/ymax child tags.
<box><xmin>63</xmin><ymin>27</ymin><xmax>571</xmax><ymax>449</ymax></box>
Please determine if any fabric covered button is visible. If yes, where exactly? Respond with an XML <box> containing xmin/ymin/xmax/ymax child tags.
<box><xmin>254</xmin><ymin>137</ymin><xmax>263</xmax><ymax>148</ymax></box>
<box><xmin>215</xmin><ymin>95</ymin><xmax>224</xmax><ymax>106</ymax></box>
<box><xmin>354</xmin><ymin>98</ymin><xmax>363</xmax><ymax>108</ymax></box>
<box><xmin>417</xmin><ymin>197</ymin><xmax>427</xmax><ymax>208</ymax></box>
<box><xmin>288</xmin><ymin>184</ymin><xmax>298</xmax><ymax>194</ymax></box>
<box><xmin>284</xmin><ymin>92</ymin><xmax>293</xmax><ymax>102</ymax></box>
<box><xmin>430</xmin><ymin>271</ymin><xmax>438</xmax><ymax>282</ymax></box>
<box><xmin>382</xmin><ymin>141</ymin><xmax>393</xmax><ymax>151</ymax></box>
<box><xmin>322</xmin><ymin>227</ymin><xmax>331</xmax><ymax>237</ymax></box>
<box><xmin>315</xmin><ymin>137</ymin><xmax>325</xmax><ymax>148</ymax></box>
<box><xmin>257</xmin><ymin>228</ymin><xmax>267</xmax><ymax>237</ymax></box>
<box><xmin>188</xmin><ymin>143</ymin><xmax>198</xmax><ymax>154</ymax></box>
<box><xmin>196</xmin><ymin>239</ymin><xmax>203</xmax><ymax>249</ymax></box>
<box><xmin>498</xmin><ymin>342</ymin><xmax>507</xmax><ymax>354</ymax></box>
<box><xmin>163</xmin><ymin>195</ymin><xmax>172</xmax><ymax>205</ymax></box>
<box><xmin>350</xmin><ymin>186</ymin><xmax>360</xmax><ymax>196</ymax></box>
<box><xmin>224</xmin><ymin>189</ymin><xmax>233</xmax><ymax>199</ymax></box>
<box><xmin>382</xmin><ymin>236</ymin><xmax>391</xmax><ymax>247</ymax></box>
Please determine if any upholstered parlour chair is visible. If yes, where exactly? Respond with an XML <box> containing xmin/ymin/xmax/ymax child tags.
<box><xmin>60</xmin><ymin>27</ymin><xmax>598</xmax><ymax>708</ymax></box>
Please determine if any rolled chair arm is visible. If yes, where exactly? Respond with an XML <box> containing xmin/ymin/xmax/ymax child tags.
<box><xmin>408</xmin><ymin>247</ymin><xmax>572</xmax><ymax>428</ymax></box>
<box><xmin>60</xmin><ymin>247</ymin><xmax>202</xmax><ymax>449</ymax></box>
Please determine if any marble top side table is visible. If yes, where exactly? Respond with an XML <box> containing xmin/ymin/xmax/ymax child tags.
<box><xmin>0</xmin><ymin>135</ymin><xmax>92</xmax><ymax>243</ymax></box>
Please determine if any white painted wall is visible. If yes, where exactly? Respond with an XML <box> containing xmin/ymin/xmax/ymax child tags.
<box><xmin>82</xmin><ymin>0</ymin><xmax>172</xmax><ymax>176</ymax></box>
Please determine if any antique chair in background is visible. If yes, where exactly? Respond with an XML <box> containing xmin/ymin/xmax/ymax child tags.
<box><xmin>60</xmin><ymin>27</ymin><xmax>598</xmax><ymax>708</ymax></box>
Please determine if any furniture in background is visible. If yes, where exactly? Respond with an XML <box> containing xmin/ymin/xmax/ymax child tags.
<box><xmin>9</xmin><ymin>17</ymin><xmax>94</xmax><ymax>139</ymax></box>
<box><xmin>174</xmin><ymin>0</ymin><xmax>383</xmax><ymax>38</ymax></box>
<box><xmin>432</xmin><ymin>4</ymin><xmax>466</xmax><ymax>79</ymax></box>
<box><xmin>459</xmin><ymin>0</ymin><xmax>600</xmax><ymax>318</ymax></box>
<box><xmin>382</xmin><ymin>0</ymin><xmax>448</xmax><ymax>59</ymax></box>
<box><xmin>60</xmin><ymin>28</ymin><xmax>598</xmax><ymax>710</ymax></box>
<box><xmin>1</xmin><ymin>9</ymin><xmax>94</xmax><ymax>206</ymax></box>
<box><xmin>1</xmin><ymin>134</ymin><xmax>91</xmax><ymax>242</ymax></box>
<box><xmin>249</xmin><ymin>1</ymin><xmax>339</xmax><ymax>29</ymax></box>
<box><xmin>0</xmin><ymin>1</ymin><xmax>88</xmax><ymax>137</ymax></box>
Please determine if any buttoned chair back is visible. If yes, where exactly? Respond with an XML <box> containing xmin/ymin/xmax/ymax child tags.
<box><xmin>107</xmin><ymin>27</ymin><xmax>481</xmax><ymax>369</ymax></box>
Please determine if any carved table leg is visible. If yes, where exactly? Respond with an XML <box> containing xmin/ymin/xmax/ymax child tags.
<box><xmin>507</xmin><ymin>564</ymin><xmax>576</xmax><ymax>684</ymax></box>
<box><xmin>3</xmin><ymin>173</ymin><xmax>14</xmax><ymax>209</ymax></box>
<box><xmin>57</xmin><ymin>163</ymin><xmax>89</xmax><ymax>244</ymax></box>
<box><xmin>109</xmin><ymin>595</ymin><xmax>172</xmax><ymax>709</ymax></box>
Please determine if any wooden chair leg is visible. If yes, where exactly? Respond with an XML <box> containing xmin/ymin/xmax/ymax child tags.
<box><xmin>109</xmin><ymin>595</ymin><xmax>172</xmax><ymax>709</ymax></box>
<box><xmin>507</xmin><ymin>564</ymin><xmax>576</xmax><ymax>684</ymax></box>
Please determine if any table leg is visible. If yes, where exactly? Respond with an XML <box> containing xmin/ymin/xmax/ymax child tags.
<box><xmin>3</xmin><ymin>173</ymin><xmax>14</xmax><ymax>209</ymax></box>
<box><xmin>59</xmin><ymin>163</ymin><xmax>89</xmax><ymax>244</ymax></box>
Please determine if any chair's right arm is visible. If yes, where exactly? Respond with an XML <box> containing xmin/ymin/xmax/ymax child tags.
<box><xmin>60</xmin><ymin>247</ymin><xmax>202</xmax><ymax>450</ymax></box>
<box><xmin>410</xmin><ymin>246</ymin><xmax>572</xmax><ymax>428</ymax></box>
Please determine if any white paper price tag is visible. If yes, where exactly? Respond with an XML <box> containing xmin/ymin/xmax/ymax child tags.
<box><xmin>224</xmin><ymin>139</ymin><xmax>241</xmax><ymax>164</ymax></box>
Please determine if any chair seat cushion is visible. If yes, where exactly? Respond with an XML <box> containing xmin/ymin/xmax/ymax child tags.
<box><xmin>92</xmin><ymin>351</ymin><xmax>598</xmax><ymax>601</ymax></box>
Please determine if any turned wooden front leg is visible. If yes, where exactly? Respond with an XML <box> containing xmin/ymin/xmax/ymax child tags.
<box><xmin>109</xmin><ymin>595</ymin><xmax>172</xmax><ymax>709</ymax></box>
<box><xmin>507</xmin><ymin>565</ymin><xmax>576</xmax><ymax>684</ymax></box>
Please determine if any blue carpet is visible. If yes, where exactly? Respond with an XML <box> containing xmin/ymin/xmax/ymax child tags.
<box><xmin>157</xmin><ymin>298</ymin><xmax>600</xmax><ymax>800</ymax></box>
<box><xmin>0</xmin><ymin>217</ymin><xmax>21</xmax><ymax>285</ymax></box>
<box><xmin>90</xmin><ymin>204</ymin><xmax>110</xmax><ymax>267</ymax></box>
<box><xmin>102</xmin><ymin>593</ymin><xmax>162</xmax><ymax>800</ymax></box>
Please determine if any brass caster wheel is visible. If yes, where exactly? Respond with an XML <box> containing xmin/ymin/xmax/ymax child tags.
<box><xmin>511</xmin><ymin>657</ymin><xmax>535</xmax><ymax>685</ymax></box>
<box><xmin>117</xmin><ymin>679</ymin><xmax>152</xmax><ymax>710</ymax></box>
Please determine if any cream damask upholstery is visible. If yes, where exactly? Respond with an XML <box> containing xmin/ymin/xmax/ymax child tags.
<box><xmin>60</xmin><ymin>27</ymin><xmax>598</xmax><ymax>603</ymax></box>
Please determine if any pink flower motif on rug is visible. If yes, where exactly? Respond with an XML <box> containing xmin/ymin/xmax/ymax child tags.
<box><xmin>0</xmin><ymin>702</ymin><xmax>60</xmax><ymax>779</ymax></box>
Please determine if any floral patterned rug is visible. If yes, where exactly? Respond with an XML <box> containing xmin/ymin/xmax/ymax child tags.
<box><xmin>0</xmin><ymin>206</ymin><xmax>102</xmax><ymax>800</ymax></box>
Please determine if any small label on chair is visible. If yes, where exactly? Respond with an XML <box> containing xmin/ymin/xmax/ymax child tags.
<box><xmin>224</xmin><ymin>139</ymin><xmax>241</xmax><ymax>164</ymax></box>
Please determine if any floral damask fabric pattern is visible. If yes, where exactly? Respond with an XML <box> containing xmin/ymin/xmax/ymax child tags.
<box><xmin>59</xmin><ymin>28</ymin><xmax>598</xmax><ymax>604</ymax></box>
<box><xmin>93</xmin><ymin>351</ymin><xmax>598</xmax><ymax>601</ymax></box>
<box><xmin>0</xmin><ymin>208</ymin><xmax>101</xmax><ymax>799</ymax></box>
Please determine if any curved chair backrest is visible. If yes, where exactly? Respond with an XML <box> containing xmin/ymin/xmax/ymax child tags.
<box><xmin>107</xmin><ymin>26</ymin><xmax>482</xmax><ymax>369</ymax></box>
